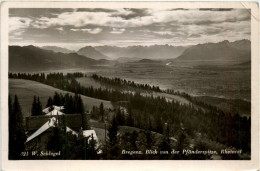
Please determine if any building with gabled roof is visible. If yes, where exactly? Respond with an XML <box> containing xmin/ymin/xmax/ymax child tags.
<box><xmin>25</xmin><ymin>106</ymin><xmax>100</xmax><ymax>154</ymax></box>
<box><xmin>42</xmin><ymin>105</ymin><xmax>64</xmax><ymax>114</ymax></box>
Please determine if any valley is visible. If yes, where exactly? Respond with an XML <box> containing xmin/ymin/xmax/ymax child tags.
<box><xmin>95</xmin><ymin>62</ymin><xmax>251</xmax><ymax>101</ymax></box>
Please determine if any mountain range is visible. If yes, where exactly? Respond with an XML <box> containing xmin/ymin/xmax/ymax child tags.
<box><xmin>95</xmin><ymin>45</ymin><xmax>188</xmax><ymax>60</ymax></box>
<box><xmin>9</xmin><ymin>45</ymin><xmax>97</xmax><ymax>72</ymax></box>
<box><xmin>174</xmin><ymin>39</ymin><xmax>250</xmax><ymax>64</ymax></box>
<box><xmin>77</xmin><ymin>46</ymin><xmax>110</xmax><ymax>60</ymax></box>
<box><xmin>9</xmin><ymin>39</ymin><xmax>251</xmax><ymax>72</ymax></box>
<box><xmin>40</xmin><ymin>46</ymin><xmax>73</xmax><ymax>54</ymax></box>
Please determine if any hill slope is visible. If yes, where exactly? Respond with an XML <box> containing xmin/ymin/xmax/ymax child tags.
<box><xmin>9</xmin><ymin>79</ymin><xmax>113</xmax><ymax>117</ymax></box>
<box><xmin>9</xmin><ymin>45</ymin><xmax>97</xmax><ymax>72</ymax></box>
<box><xmin>77</xmin><ymin>46</ymin><xmax>109</xmax><ymax>60</ymax></box>
<box><xmin>175</xmin><ymin>40</ymin><xmax>250</xmax><ymax>64</ymax></box>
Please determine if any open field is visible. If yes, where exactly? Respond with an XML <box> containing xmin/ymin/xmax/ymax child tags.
<box><xmin>9</xmin><ymin>79</ymin><xmax>113</xmax><ymax>117</ymax></box>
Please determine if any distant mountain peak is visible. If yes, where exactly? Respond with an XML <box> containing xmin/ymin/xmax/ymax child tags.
<box><xmin>41</xmin><ymin>46</ymin><xmax>72</xmax><ymax>54</ymax></box>
<box><xmin>77</xmin><ymin>46</ymin><xmax>109</xmax><ymax>60</ymax></box>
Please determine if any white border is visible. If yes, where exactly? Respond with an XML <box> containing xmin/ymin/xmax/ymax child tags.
<box><xmin>1</xmin><ymin>2</ymin><xmax>259</xmax><ymax>171</ymax></box>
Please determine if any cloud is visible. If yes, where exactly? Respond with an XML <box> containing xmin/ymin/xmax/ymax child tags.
<box><xmin>9</xmin><ymin>17</ymin><xmax>32</xmax><ymax>32</ymax></box>
<box><xmin>84</xmin><ymin>28</ymin><xmax>103</xmax><ymax>34</ymax></box>
<box><xmin>9</xmin><ymin>8</ymin><xmax>251</xmax><ymax>46</ymax></box>
<box><xmin>110</xmin><ymin>28</ymin><xmax>125</xmax><ymax>34</ymax></box>
<box><xmin>152</xmin><ymin>31</ymin><xmax>174</xmax><ymax>36</ymax></box>
<box><xmin>75</xmin><ymin>8</ymin><xmax>117</xmax><ymax>13</ymax></box>
<box><xmin>111</xmin><ymin>8</ymin><xmax>152</xmax><ymax>19</ymax></box>
<box><xmin>56</xmin><ymin>27</ymin><xmax>64</xmax><ymax>31</ymax></box>
<box><xmin>70</xmin><ymin>27</ymin><xmax>102</xmax><ymax>34</ymax></box>
<box><xmin>10</xmin><ymin>8</ymin><xmax>251</xmax><ymax>30</ymax></box>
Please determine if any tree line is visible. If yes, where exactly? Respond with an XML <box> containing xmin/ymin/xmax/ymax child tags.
<box><xmin>92</xmin><ymin>74</ymin><xmax>161</xmax><ymax>92</ymax></box>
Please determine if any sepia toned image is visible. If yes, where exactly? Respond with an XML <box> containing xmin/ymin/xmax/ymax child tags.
<box><xmin>1</xmin><ymin>1</ymin><xmax>259</xmax><ymax>170</ymax></box>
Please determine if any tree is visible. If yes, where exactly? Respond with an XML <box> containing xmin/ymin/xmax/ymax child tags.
<box><xmin>126</xmin><ymin>107</ymin><xmax>134</xmax><ymax>126</ymax></box>
<box><xmin>46</xmin><ymin>96</ymin><xmax>54</xmax><ymax>112</ymax></box>
<box><xmin>47</xmin><ymin>127</ymin><xmax>64</xmax><ymax>159</ymax></box>
<box><xmin>68</xmin><ymin>95</ymin><xmax>74</xmax><ymax>113</ymax></box>
<box><xmin>74</xmin><ymin>94</ymin><xmax>84</xmax><ymax>114</ymax></box>
<box><xmin>9</xmin><ymin>95</ymin><xmax>27</xmax><ymax>159</ymax></box>
<box><xmin>130</xmin><ymin>131</ymin><xmax>138</xmax><ymax>149</ymax></box>
<box><xmin>108</xmin><ymin>116</ymin><xmax>119</xmax><ymax>158</ymax></box>
<box><xmin>116</xmin><ymin>108</ymin><xmax>124</xmax><ymax>126</ymax></box>
<box><xmin>158</xmin><ymin>124</ymin><xmax>172</xmax><ymax>159</ymax></box>
<box><xmin>155</xmin><ymin>114</ymin><xmax>163</xmax><ymax>133</ymax></box>
<box><xmin>100</xmin><ymin>102</ymin><xmax>104</xmax><ymax>122</ymax></box>
<box><xmin>63</xmin><ymin>94</ymin><xmax>70</xmax><ymax>114</ymax></box>
<box><xmin>31</xmin><ymin>96</ymin><xmax>37</xmax><ymax>116</ymax></box>
<box><xmin>173</xmin><ymin>129</ymin><xmax>190</xmax><ymax>159</ymax></box>
<box><xmin>32</xmin><ymin>96</ymin><xmax>42</xmax><ymax>116</ymax></box>
<box><xmin>91</xmin><ymin>106</ymin><xmax>99</xmax><ymax>120</ymax></box>
<box><xmin>145</xmin><ymin>118</ymin><xmax>154</xmax><ymax>149</ymax></box>
<box><xmin>46</xmin><ymin>96</ymin><xmax>53</xmax><ymax>107</ymax></box>
<box><xmin>37</xmin><ymin>97</ymin><xmax>42</xmax><ymax>115</ymax></box>
<box><xmin>82</xmin><ymin>111</ymin><xmax>90</xmax><ymax>130</ymax></box>
<box><xmin>88</xmin><ymin>134</ymin><xmax>99</xmax><ymax>159</ymax></box>
<box><xmin>53</xmin><ymin>92</ymin><xmax>60</xmax><ymax>106</ymax></box>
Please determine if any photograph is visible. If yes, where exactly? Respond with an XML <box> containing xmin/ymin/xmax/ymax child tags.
<box><xmin>1</xmin><ymin>1</ymin><xmax>259</xmax><ymax>170</ymax></box>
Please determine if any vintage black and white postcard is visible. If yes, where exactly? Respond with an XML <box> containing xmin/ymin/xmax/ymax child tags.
<box><xmin>1</xmin><ymin>1</ymin><xmax>259</xmax><ymax>171</ymax></box>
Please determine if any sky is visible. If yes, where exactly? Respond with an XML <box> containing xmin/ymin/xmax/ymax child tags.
<box><xmin>9</xmin><ymin>8</ymin><xmax>251</xmax><ymax>51</ymax></box>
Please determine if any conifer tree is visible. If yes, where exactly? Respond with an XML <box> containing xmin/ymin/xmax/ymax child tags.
<box><xmin>126</xmin><ymin>107</ymin><xmax>134</xmax><ymax>126</ymax></box>
<box><xmin>46</xmin><ymin>96</ymin><xmax>53</xmax><ymax>108</ymax></box>
<box><xmin>108</xmin><ymin>116</ymin><xmax>119</xmax><ymax>158</ymax></box>
<box><xmin>145</xmin><ymin>117</ymin><xmax>154</xmax><ymax>149</ymax></box>
<box><xmin>53</xmin><ymin>92</ymin><xmax>60</xmax><ymax>106</ymax></box>
<box><xmin>158</xmin><ymin>124</ymin><xmax>172</xmax><ymax>159</ymax></box>
<box><xmin>9</xmin><ymin>95</ymin><xmax>26</xmax><ymax>159</ymax></box>
<box><xmin>63</xmin><ymin>93</ymin><xmax>70</xmax><ymax>114</ymax></box>
<box><xmin>116</xmin><ymin>108</ymin><xmax>124</xmax><ymax>126</ymax></box>
<box><xmin>31</xmin><ymin>96</ymin><xmax>37</xmax><ymax>116</ymax></box>
<box><xmin>37</xmin><ymin>97</ymin><xmax>42</xmax><ymax>115</ymax></box>
<box><xmin>78</xmin><ymin>95</ymin><xmax>84</xmax><ymax>115</ymax></box>
<box><xmin>88</xmin><ymin>134</ymin><xmax>99</xmax><ymax>159</ymax></box>
<box><xmin>100</xmin><ymin>102</ymin><xmax>104</xmax><ymax>122</ymax></box>
<box><xmin>46</xmin><ymin>96</ymin><xmax>53</xmax><ymax>107</ymax></box>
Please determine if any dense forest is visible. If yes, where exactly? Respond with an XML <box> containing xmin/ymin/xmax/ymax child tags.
<box><xmin>91</xmin><ymin>74</ymin><xmax>161</xmax><ymax>92</ymax></box>
<box><xmin>9</xmin><ymin>72</ymin><xmax>251</xmax><ymax>159</ymax></box>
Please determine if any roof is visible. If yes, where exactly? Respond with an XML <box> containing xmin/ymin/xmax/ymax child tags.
<box><xmin>26</xmin><ymin>117</ymin><xmax>78</xmax><ymax>143</ymax></box>
<box><xmin>26</xmin><ymin>117</ymin><xmax>57</xmax><ymax>143</ymax></box>
<box><xmin>45</xmin><ymin>109</ymin><xmax>65</xmax><ymax>116</ymax></box>
<box><xmin>42</xmin><ymin>105</ymin><xmax>64</xmax><ymax>114</ymax></box>
<box><xmin>66</xmin><ymin>127</ymin><xmax>78</xmax><ymax>137</ymax></box>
